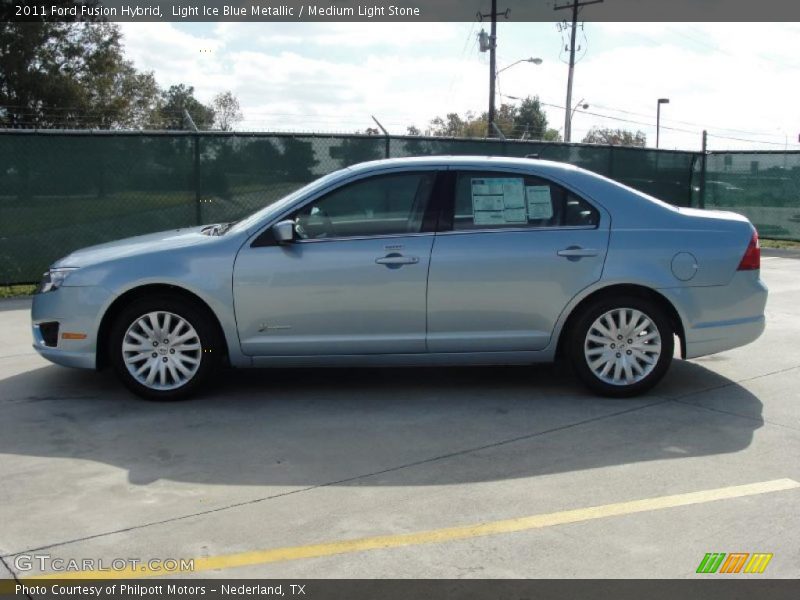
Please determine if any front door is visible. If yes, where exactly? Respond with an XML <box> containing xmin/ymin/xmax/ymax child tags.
<box><xmin>233</xmin><ymin>171</ymin><xmax>438</xmax><ymax>356</ymax></box>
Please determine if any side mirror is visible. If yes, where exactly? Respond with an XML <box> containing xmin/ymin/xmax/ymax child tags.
<box><xmin>272</xmin><ymin>220</ymin><xmax>296</xmax><ymax>245</ymax></box>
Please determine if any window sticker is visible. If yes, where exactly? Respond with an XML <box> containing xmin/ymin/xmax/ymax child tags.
<box><xmin>471</xmin><ymin>177</ymin><xmax>526</xmax><ymax>225</ymax></box>
<box><xmin>526</xmin><ymin>186</ymin><xmax>553</xmax><ymax>219</ymax></box>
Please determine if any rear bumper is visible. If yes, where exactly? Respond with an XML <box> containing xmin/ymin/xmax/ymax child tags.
<box><xmin>682</xmin><ymin>314</ymin><xmax>765</xmax><ymax>359</ymax></box>
<box><xmin>660</xmin><ymin>271</ymin><xmax>768</xmax><ymax>359</ymax></box>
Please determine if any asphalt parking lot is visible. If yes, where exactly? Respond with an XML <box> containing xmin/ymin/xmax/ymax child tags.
<box><xmin>1</xmin><ymin>255</ymin><xmax>799</xmax><ymax>580</ymax></box>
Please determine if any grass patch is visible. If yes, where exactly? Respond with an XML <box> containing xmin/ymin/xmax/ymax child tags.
<box><xmin>761</xmin><ymin>238</ymin><xmax>800</xmax><ymax>249</ymax></box>
<box><xmin>0</xmin><ymin>284</ymin><xmax>36</xmax><ymax>299</ymax></box>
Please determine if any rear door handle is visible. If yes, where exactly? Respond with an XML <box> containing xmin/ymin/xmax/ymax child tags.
<box><xmin>557</xmin><ymin>246</ymin><xmax>600</xmax><ymax>258</ymax></box>
<box><xmin>375</xmin><ymin>254</ymin><xmax>419</xmax><ymax>266</ymax></box>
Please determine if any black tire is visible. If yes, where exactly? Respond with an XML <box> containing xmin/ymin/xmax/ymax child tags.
<box><xmin>109</xmin><ymin>294</ymin><xmax>223</xmax><ymax>401</ymax></box>
<box><xmin>568</xmin><ymin>295</ymin><xmax>674</xmax><ymax>398</ymax></box>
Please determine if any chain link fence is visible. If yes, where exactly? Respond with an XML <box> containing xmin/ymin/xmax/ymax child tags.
<box><xmin>0</xmin><ymin>130</ymin><xmax>792</xmax><ymax>285</ymax></box>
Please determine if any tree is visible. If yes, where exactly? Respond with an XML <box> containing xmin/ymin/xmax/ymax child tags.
<box><xmin>427</xmin><ymin>113</ymin><xmax>467</xmax><ymax>137</ymax></box>
<box><xmin>212</xmin><ymin>91</ymin><xmax>243</xmax><ymax>131</ymax></box>
<box><xmin>0</xmin><ymin>21</ymin><xmax>160</xmax><ymax>128</ymax></box>
<box><xmin>418</xmin><ymin>96</ymin><xmax>559</xmax><ymax>141</ymax></box>
<box><xmin>582</xmin><ymin>127</ymin><xmax>646</xmax><ymax>147</ymax></box>
<box><xmin>158</xmin><ymin>84</ymin><xmax>215</xmax><ymax>130</ymax></box>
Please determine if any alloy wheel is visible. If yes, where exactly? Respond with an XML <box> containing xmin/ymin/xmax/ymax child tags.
<box><xmin>122</xmin><ymin>311</ymin><xmax>202</xmax><ymax>391</ymax></box>
<box><xmin>583</xmin><ymin>307</ymin><xmax>662</xmax><ymax>386</ymax></box>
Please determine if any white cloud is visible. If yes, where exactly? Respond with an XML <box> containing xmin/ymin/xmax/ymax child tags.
<box><xmin>117</xmin><ymin>21</ymin><xmax>800</xmax><ymax>150</ymax></box>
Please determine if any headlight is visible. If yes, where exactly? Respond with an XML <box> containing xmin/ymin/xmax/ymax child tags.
<box><xmin>36</xmin><ymin>268</ymin><xmax>78</xmax><ymax>294</ymax></box>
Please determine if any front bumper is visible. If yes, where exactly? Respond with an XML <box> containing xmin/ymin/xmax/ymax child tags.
<box><xmin>31</xmin><ymin>285</ymin><xmax>114</xmax><ymax>370</ymax></box>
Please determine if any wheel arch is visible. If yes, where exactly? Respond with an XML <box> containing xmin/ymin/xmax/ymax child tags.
<box><xmin>555</xmin><ymin>283</ymin><xmax>686</xmax><ymax>360</ymax></box>
<box><xmin>96</xmin><ymin>283</ymin><xmax>229</xmax><ymax>370</ymax></box>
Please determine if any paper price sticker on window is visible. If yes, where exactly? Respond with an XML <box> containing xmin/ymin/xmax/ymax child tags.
<box><xmin>526</xmin><ymin>186</ymin><xmax>553</xmax><ymax>220</ymax></box>
<box><xmin>471</xmin><ymin>177</ymin><xmax>527</xmax><ymax>225</ymax></box>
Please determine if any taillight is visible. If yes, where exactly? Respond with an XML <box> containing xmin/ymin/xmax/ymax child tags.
<box><xmin>737</xmin><ymin>231</ymin><xmax>760</xmax><ymax>270</ymax></box>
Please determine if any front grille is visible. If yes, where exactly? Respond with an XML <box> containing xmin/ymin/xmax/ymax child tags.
<box><xmin>39</xmin><ymin>322</ymin><xmax>59</xmax><ymax>347</ymax></box>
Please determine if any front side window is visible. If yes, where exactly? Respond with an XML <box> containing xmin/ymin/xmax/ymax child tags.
<box><xmin>452</xmin><ymin>171</ymin><xmax>599</xmax><ymax>231</ymax></box>
<box><xmin>291</xmin><ymin>172</ymin><xmax>436</xmax><ymax>240</ymax></box>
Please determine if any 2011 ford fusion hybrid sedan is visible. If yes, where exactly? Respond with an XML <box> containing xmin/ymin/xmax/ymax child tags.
<box><xmin>31</xmin><ymin>156</ymin><xmax>767</xmax><ymax>400</ymax></box>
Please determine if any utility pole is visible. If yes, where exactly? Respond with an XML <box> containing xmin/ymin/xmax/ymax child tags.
<box><xmin>478</xmin><ymin>1</ymin><xmax>509</xmax><ymax>137</ymax></box>
<box><xmin>554</xmin><ymin>0</ymin><xmax>603</xmax><ymax>142</ymax></box>
<box><xmin>699</xmin><ymin>130</ymin><xmax>708</xmax><ymax>209</ymax></box>
<box><xmin>656</xmin><ymin>98</ymin><xmax>670</xmax><ymax>148</ymax></box>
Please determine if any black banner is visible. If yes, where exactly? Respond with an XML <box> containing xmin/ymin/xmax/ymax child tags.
<box><xmin>4</xmin><ymin>0</ymin><xmax>800</xmax><ymax>22</ymax></box>
<box><xmin>2</xmin><ymin>580</ymin><xmax>800</xmax><ymax>600</ymax></box>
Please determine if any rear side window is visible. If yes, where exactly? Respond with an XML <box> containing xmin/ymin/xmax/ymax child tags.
<box><xmin>452</xmin><ymin>171</ymin><xmax>599</xmax><ymax>231</ymax></box>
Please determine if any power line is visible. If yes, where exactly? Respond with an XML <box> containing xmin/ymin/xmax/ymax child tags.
<box><xmin>706</xmin><ymin>132</ymin><xmax>800</xmax><ymax>148</ymax></box>
<box><xmin>530</xmin><ymin>99</ymin><xmax>701</xmax><ymax>134</ymax></box>
<box><xmin>586</xmin><ymin>103</ymin><xmax>782</xmax><ymax>138</ymax></box>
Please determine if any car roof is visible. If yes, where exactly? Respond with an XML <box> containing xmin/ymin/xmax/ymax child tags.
<box><xmin>345</xmin><ymin>155</ymin><xmax>581</xmax><ymax>176</ymax></box>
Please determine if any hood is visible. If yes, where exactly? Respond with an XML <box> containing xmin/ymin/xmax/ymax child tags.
<box><xmin>53</xmin><ymin>226</ymin><xmax>218</xmax><ymax>268</ymax></box>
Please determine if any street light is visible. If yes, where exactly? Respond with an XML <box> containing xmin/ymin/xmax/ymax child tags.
<box><xmin>496</xmin><ymin>56</ymin><xmax>543</xmax><ymax>75</ymax></box>
<box><xmin>491</xmin><ymin>57</ymin><xmax>543</xmax><ymax>137</ymax></box>
<box><xmin>570</xmin><ymin>99</ymin><xmax>589</xmax><ymax>137</ymax></box>
<box><xmin>656</xmin><ymin>98</ymin><xmax>670</xmax><ymax>149</ymax></box>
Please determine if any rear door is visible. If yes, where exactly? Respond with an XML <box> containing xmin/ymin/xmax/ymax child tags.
<box><xmin>427</xmin><ymin>169</ymin><xmax>610</xmax><ymax>353</ymax></box>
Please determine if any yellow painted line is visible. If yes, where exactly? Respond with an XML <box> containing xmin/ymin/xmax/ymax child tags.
<box><xmin>29</xmin><ymin>478</ymin><xmax>799</xmax><ymax>580</ymax></box>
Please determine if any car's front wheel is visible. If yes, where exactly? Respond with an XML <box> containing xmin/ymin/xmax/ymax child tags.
<box><xmin>109</xmin><ymin>295</ymin><xmax>222</xmax><ymax>400</ymax></box>
<box><xmin>569</xmin><ymin>296</ymin><xmax>674</xmax><ymax>397</ymax></box>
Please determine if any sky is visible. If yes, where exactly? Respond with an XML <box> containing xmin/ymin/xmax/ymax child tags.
<box><xmin>116</xmin><ymin>21</ymin><xmax>800</xmax><ymax>151</ymax></box>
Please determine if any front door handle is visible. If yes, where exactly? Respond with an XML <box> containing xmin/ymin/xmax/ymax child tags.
<box><xmin>557</xmin><ymin>246</ymin><xmax>600</xmax><ymax>258</ymax></box>
<box><xmin>375</xmin><ymin>253</ymin><xmax>419</xmax><ymax>266</ymax></box>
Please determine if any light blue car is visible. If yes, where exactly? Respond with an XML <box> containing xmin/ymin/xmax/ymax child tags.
<box><xmin>31</xmin><ymin>157</ymin><xmax>767</xmax><ymax>399</ymax></box>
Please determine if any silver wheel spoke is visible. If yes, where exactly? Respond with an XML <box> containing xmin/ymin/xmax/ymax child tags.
<box><xmin>122</xmin><ymin>310</ymin><xmax>202</xmax><ymax>391</ymax></box>
<box><xmin>622</xmin><ymin>359</ymin><xmax>634</xmax><ymax>383</ymax></box>
<box><xmin>162</xmin><ymin>313</ymin><xmax>172</xmax><ymax>338</ymax></box>
<box><xmin>134</xmin><ymin>359</ymin><xmax>152</xmax><ymax>376</ymax></box>
<box><xmin>632</xmin><ymin>316</ymin><xmax>651</xmax><ymax>337</ymax></box>
<box><xmin>599</xmin><ymin>360</ymin><xmax>614</xmax><ymax>378</ymax></box>
<box><xmin>137</xmin><ymin>318</ymin><xmax>155</xmax><ymax>339</ymax></box>
<box><xmin>613</xmin><ymin>360</ymin><xmax>623</xmax><ymax>382</ymax></box>
<box><xmin>172</xmin><ymin>342</ymin><xmax>201</xmax><ymax>352</ymax></box>
<box><xmin>126</xmin><ymin>330</ymin><xmax>147</xmax><ymax>344</ymax></box>
<box><xmin>602</xmin><ymin>314</ymin><xmax>618</xmax><ymax>338</ymax></box>
<box><xmin>124</xmin><ymin>352</ymin><xmax>151</xmax><ymax>364</ymax></box>
<box><xmin>592</xmin><ymin>320</ymin><xmax>614</xmax><ymax>339</ymax></box>
<box><xmin>122</xmin><ymin>341</ymin><xmax>147</xmax><ymax>352</ymax></box>
<box><xmin>584</xmin><ymin>307</ymin><xmax>662</xmax><ymax>387</ymax></box>
<box><xmin>173</xmin><ymin>358</ymin><xmax>194</xmax><ymax>378</ymax></box>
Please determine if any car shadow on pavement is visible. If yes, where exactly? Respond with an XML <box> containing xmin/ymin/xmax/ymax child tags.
<box><xmin>0</xmin><ymin>358</ymin><xmax>764</xmax><ymax>488</ymax></box>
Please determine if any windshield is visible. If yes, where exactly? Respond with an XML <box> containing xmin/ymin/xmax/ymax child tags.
<box><xmin>225</xmin><ymin>170</ymin><xmax>348</xmax><ymax>235</ymax></box>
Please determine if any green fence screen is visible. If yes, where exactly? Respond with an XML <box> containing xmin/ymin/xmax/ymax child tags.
<box><xmin>0</xmin><ymin>130</ymin><xmax>792</xmax><ymax>285</ymax></box>
<box><xmin>702</xmin><ymin>151</ymin><xmax>800</xmax><ymax>241</ymax></box>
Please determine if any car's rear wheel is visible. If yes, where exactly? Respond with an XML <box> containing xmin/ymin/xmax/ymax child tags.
<box><xmin>109</xmin><ymin>295</ymin><xmax>221</xmax><ymax>400</ymax></box>
<box><xmin>568</xmin><ymin>296</ymin><xmax>673</xmax><ymax>397</ymax></box>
